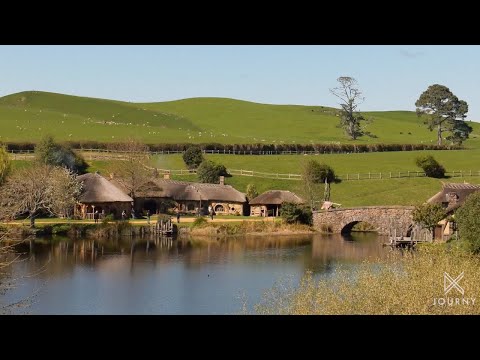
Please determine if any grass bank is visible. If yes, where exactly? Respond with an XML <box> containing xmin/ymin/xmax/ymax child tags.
<box><xmin>187</xmin><ymin>219</ymin><xmax>314</xmax><ymax>237</ymax></box>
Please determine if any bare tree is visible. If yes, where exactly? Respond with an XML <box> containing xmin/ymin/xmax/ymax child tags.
<box><xmin>0</xmin><ymin>164</ymin><xmax>82</xmax><ymax>226</ymax></box>
<box><xmin>330</xmin><ymin>76</ymin><xmax>371</xmax><ymax>140</ymax></box>
<box><xmin>107</xmin><ymin>138</ymin><xmax>152</xmax><ymax>199</ymax></box>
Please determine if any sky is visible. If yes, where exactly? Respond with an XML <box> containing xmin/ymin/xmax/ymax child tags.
<box><xmin>1</xmin><ymin>45</ymin><xmax>479</xmax><ymax>120</ymax></box>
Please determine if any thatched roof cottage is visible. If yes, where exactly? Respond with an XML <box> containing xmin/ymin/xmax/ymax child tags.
<box><xmin>75</xmin><ymin>173</ymin><xmax>133</xmax><ymax>219</ymax></box>
<box><xmin>112</xmin><ymin>176</ymin><xmax>247</xmax><ymax>216</ymax></box>
<box><xmin>427</xmin><ymin>182</ymin><xmax>480</xmax><ymax>213</ymax></box>
<box><xmin>249</xmin><ymin>190</ymin><xmax>304</xmax><ymax>217</ymax></box>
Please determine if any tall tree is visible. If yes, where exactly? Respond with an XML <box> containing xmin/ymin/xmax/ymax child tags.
<box><xmin>330</xmin><ymin>76</ymin><xmax>370</xmax><ymax>140</ymax></box>
<box><xmin>302</xmin><ymin>160</ymin><xmax>335</xmax><ymax>208</ymax></box>
<box><xmin>183</xmin><ymin>146</ymin><xmax>204</xmax><ymax>169</ymax></box>
<box><xmin>0</xmin><ymin>145</ymin><xmax>11</xmax><ymax>185</ymax></box>
<box><xmin>415</xmin><ymin>84</ymin><xmax>470</xmax><ymax>145</ymax></box>
<box><xmin>0</xmin><ymin>164</ymin><xmax>83</xmax><ymax>226</ymax></box>
<box><xmin>197</xmin><ymin>160</ymin><xmax>230</xmax><ymax>184</ymax></box>
<box><xmin>107</xmin><ymin>138</ymin><xmax>151</xmax><ymax>199</ymax></box>
<box><xmin>35</xmin><ymin>135</ymin><xmax>88</xmax><ymax>174</ymax></box>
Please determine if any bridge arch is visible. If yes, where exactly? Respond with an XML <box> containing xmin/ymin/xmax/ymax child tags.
<box><xmin>340</xmin><ymin>221</ymin><xmax>377</xmax><ymax>234</ymax></box>
<box><xmin>313</xmin><ymin>206</ymin><xmax>414</xmax><ymax>235</ymax></box>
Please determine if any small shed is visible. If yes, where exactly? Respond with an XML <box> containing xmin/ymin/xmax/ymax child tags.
<box><xmin>249</xmin><ymin>190</ymin><xmax>305</xmax><ymax>217</ymax></box>
<box><xmin>75</xmin><ymin>173</ymin><xmax>133</xmax><ymax>219</ymax></box>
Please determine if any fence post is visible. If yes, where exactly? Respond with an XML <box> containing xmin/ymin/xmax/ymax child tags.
<box><xmin>390</xmin><ymin>172</ymin><xmax>392</xmax><ymax>178</ymax></box>
<box><xmin>368</xmin><ymin>172</ymin><xmax>371</xmax><ymax>179</ymax></box>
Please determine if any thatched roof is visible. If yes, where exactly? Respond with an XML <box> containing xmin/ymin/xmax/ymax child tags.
<box><xmin>154</xmin><ymin>179</ymin><xmax>247</xmax><ymax>203</ymax></box>
<box><xmin>249</xmin><ymin>190</ymin><xmax>304</xmax><ymax>205</ymax></box>
<box><xmin>77</xmin><ymin>173</ymin><xmax>133</xmax><ymax>203</ymax></box>
<box><xmin>110</xmin><ymin>178</ymin><xmax>246</xmax><ymax>203</ymax></box>
<box><xmin>427</xmin><ymin>182</ymin><xmax>480</xmax><ymax>212</ymax></box>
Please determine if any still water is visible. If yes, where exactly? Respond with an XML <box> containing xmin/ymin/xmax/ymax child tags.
<box><xmin>2</xmin><ymin>233</ymin><xmax>387</xmax><ymax>314</ymax></box>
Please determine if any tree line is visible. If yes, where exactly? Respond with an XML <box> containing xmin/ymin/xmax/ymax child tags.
<box><xmin>2</xmin><ymin>141</ymin><xmax>462</xmax><ymax>154</ymax></box>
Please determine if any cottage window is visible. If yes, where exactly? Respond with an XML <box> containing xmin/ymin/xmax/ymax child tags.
<box><xmin>215</xmin><ymin>205</ymin><xmax>225</xmax><ymax>212</ymax></box>
<box><xmin>187</xmin><ymin>203</ymin><xmax>195</xmax><ymax>211</ymax></box>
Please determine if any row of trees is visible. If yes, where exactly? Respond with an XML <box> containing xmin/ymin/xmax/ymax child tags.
<box><xmin>330</xmin><ymin>77</ymin><xmax>472</xmax><ymax>145</ymax></box>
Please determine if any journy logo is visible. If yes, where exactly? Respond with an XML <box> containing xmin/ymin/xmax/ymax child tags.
<box><xmin>444</xmin><ymin>272</ymin><xmax>464</xmax><ymax>295</ymax></box>
<box><xmin>433</xmin><ymin>271</ymin><xmax>475</xmax><ymax>307</ymax></box>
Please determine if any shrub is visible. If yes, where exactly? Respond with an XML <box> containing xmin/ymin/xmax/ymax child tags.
<box><xmin>412</xmin><ymin>203</ymin><xmax>446</xmax><ymax>237</ymax></box>
<box><xmin>197</xmin><ymin>160</ymin><xmax>230</xmax><ymax>183</ymax></box>
<box><xmin>192</xmin><ymin>217</ymin><xmax>208</xmax><ymax>228</ymax></box>
<box><xmin>102</xmin><ymin>214</ymin><xmax>114</xmax><ymax>225</ymax></box>
<box><xmin>415</xmin><ymin>155</ymin><xmax>446</xmax><ymax>178</ymax></box>
<box><xmin>280</xmin><ymin>202</ymin><xmax>312</xmax><ymax>225</ymax></box>
<box><xmin>182</xmin><ymin>146</ymin><xmax>204</xmax><ymax>169</ymax></box>
<box><xmin>456</xmin><ymin>192</ymin><xmax>480</xmax><ymax>253</ymax></box>
<box><xmin>52</xmin><ymin>224</ymin><xmax>71</xmax><ymax>235</ymax></box>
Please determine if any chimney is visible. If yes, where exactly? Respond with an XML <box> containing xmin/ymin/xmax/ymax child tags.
<box><xmin>164</xmin><ymin>172</ymin><xmax>171</xmax><ymax>180</ymax></box>
<box><xmin>219</xmin><ymin>176</ymin><xmax>225</xmax><ymax>185</ymax></box>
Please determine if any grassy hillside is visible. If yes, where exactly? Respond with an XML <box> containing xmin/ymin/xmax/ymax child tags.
<box><xmin>1</xmin><ymin>91</ymin><xmax>479</xmax><ymax>147</ymax></box>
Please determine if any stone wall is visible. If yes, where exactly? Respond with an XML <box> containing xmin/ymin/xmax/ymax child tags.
<box><xmin>313</xmin><ymin>206</ymin><xmax>414</xmax><ymax>235</ymax></box>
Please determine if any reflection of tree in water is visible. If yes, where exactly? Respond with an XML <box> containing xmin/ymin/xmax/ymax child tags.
<box><xmin>12</xmin><ymin>235</ymin><xmax>315</xmax><ymax>274</ymax></box>
<box><xmin>10</xmin><ymin>233</ymin><xmax>386</xmax><ymax>279</ymax></box>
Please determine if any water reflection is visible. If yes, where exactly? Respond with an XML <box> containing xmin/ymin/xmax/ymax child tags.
<box><xmin>3</xmin><ymin>232</ymin><xmax>387</xmax><ymax>314</ymax></box>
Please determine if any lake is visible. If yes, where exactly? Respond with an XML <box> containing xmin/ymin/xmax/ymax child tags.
<box><xmin>1</xmin><ymin>232</ymin><xmax>388</xmax><ymax>314</ymax></box>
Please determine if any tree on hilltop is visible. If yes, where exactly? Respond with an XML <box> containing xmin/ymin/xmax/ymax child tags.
<box><xmin>415</xmin><ymin>84</ymin><xmax>471</xmax><ymax>145</ymax></box>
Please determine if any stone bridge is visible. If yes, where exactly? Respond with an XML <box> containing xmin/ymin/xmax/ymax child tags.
<box><xmin>313</xmin><ymin>206</ymin><xmax>415</xmax><ymax>235</ymax></box>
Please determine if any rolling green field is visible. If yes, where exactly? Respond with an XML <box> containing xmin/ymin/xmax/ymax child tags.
<box><xmin>150</xmin><ymin>151</ymin><xmax>480</xmax><ymax>175</ymax></box>
<box><xmin>1</xmin><ymin>91</ymin><xmax>480</xmax><ymax>147</ymax></box>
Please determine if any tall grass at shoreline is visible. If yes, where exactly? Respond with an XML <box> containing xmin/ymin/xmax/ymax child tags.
<box><xmin>253</xmin><ymin>244</ymin><xmax>480</xmax><ymax>314</ymax></box>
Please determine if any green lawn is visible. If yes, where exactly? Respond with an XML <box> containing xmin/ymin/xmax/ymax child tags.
<box><xmin>150</xmin><ymin>150</ymin><xmax>480</xmax><ymax>175</ymax></box>
<box><xmin>1</xmin><ymin>91</ymin><xmax>479</xmax><ymax>147</ymax></box>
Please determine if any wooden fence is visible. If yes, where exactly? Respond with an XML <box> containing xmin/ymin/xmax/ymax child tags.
<box><xmin>150</xmin><ymin>168</ymin><xmax>480</xmax><ymax>181</ymax></box>
<box><xmin>8</xmin><ymin>149</ymin><xmax>480</xmax><ymax>182</ymax></box>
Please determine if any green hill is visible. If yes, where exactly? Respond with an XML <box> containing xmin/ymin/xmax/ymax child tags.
<box><xmin>1</xmin><ymin>91</ymin><xmax>479</xmax><ymax>147</ymax></box>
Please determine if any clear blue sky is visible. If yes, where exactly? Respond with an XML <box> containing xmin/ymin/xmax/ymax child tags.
<box><xmin>1</xmin><ymin>45</ymin><xmax>479</xmax><ymax>120</ymax></box>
